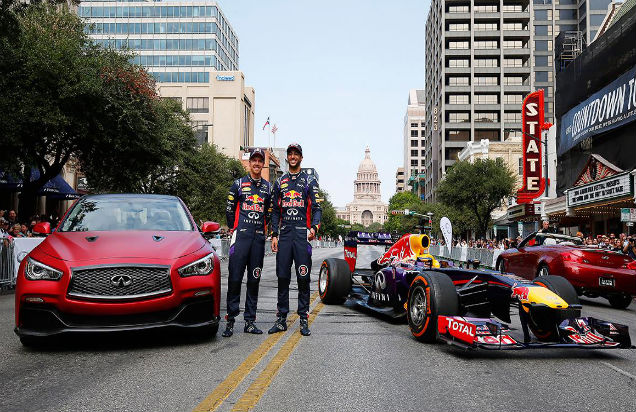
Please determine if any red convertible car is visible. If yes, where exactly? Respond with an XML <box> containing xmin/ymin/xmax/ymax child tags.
<box><xmin>15</xmin><ymin>194</ymin><xmax>221</xmax><ymax>346</ymax></box>
<box><xmin>497</xmin><ymin>232</ymin><xmax>636</xmax><ymax>309</ymax></box>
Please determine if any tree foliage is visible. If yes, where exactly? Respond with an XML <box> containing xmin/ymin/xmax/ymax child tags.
<box><xmin>436</xmin><ymin>159</ymin><xmax>516</xmax><ymax>237</ymax></box>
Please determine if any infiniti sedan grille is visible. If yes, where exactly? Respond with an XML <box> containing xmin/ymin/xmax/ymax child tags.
<box><xmin>68</xmin><ymin>265</ymin><xmax>172</xmax><ymax>300</ymax></box>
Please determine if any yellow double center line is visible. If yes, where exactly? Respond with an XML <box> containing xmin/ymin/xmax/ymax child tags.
<box><xmin>194</xmin><ymin>292</ymin><xmax>324</xmax><ymax>412</ymax></box>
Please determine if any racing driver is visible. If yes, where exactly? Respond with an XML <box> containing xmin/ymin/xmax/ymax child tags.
<box><xmin>268</xmin><ymin>143</ymin><xmax>321</xmax><ymax>336</ymax></box>
<box><xmin>223</xmin><ymin>148</ymin><xmax>272</xmax><ymax>337</ymax></box>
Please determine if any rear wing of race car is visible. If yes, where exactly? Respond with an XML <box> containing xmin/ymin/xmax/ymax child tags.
<box><xmin>344</xmin><ymin>231</ymin><xmax>397</xmax><ymax>272</ymax></box>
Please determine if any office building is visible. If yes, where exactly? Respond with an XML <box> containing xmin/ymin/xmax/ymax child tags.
<box><xmin>403</xmin><ymin>89</ymin><xmax>426</xmax><ymax>197</ymax></box>
<box><xmin>79</xmin><ymin>0</ymin><xmax>254</xmax><ymax>158</ymax></box>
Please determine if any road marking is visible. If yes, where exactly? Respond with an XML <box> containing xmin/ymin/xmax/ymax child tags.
<box><xmin>601</xmin><ymin>361</ymin><xmax>636</xmax><ymax>381</ymax></box>
<box><xmin>231</xmin><ymin>301</ymin><xmax>325</xmax><ymax>412</ymax></box>
<box><xmin>193</xmin><ymin>291</ymin><xmax>319</xmax><ymax>412</ymax></box>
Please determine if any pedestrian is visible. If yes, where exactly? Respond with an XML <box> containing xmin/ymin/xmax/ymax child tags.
<box><xmin>624</xmin><ymin>237</ymin><xmax>636</xmax><ymax>260</ymax></box>
<box><xmin>538</xmin><ymin>220</ymin><xmax>552</xmax><ymax>233</ymax></box>
<box><xmin>222</xmin><ymin>148</ymin><xmax>272</xmax><ymax>337</ymax></box>
<box><xmin>10</xmin><ymin>224</ymin><xmax>24</xmax><ymax>238</ymax></box>
<box><xmin>6</xmin><ymin>210</ymin><xmax>17</xmax><ymax>226</ymax></box>
<box><xmin>268</xmin><ymin>143</ymin><xmax>322</xmax><ymax>337</ymax></box>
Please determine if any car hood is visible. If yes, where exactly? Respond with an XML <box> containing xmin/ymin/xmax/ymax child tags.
<box><xmin>37</xmin><ymin>231</ymin><xmax>206</xmax><ymax>262</ymax></box>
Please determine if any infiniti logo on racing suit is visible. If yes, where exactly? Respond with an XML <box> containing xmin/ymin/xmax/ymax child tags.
<box><xmin>248</xmin><ymin>212</ymin><xmax>260</xmax><ymax>219</ymax></box>
<box><xmin>287</xmin><ymin>209</ymin><xmax>299</xmax><ymax>216</ymax></box>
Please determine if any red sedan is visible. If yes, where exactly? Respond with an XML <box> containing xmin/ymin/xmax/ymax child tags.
<box><xmin>15</xmin><ymin>194</ymin><xmax>221</xmax><ymax>346</ymax></box>
<box><xmin>497</xmin><ymin>232</ymin><xmax>636</xmax><ymax>309</ymax></box>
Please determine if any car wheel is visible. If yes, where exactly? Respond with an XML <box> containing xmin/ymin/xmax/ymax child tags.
<box><xmin>496</xmin><ymin>259</ymin><xmax>506</xmax><ymax>273</ymax></box>
<box><xmin>607</xmin><ymin>294</ymin><xmax>633</xmax><ymax>310</ymax></box>
<box><xmin>319</xmin><ymin>258</ymin><xmax>352</xmax><ymax>304</ymax></box>
<box><xmin>530</xmin><ymin>275</ymin><xmax>581</xmax><ymax>341</ymax></box>
<box><xmin>407</xmin><ymin>271</ymin><xmax>459</xmax><ymax>343</ymax></box>
<box><xmin>536</xmin><ymin>264</ymin><xmax>550</xmax><ymax>278</ymax></box>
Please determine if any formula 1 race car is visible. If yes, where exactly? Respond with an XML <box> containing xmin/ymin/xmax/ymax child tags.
<box><xmin>318</xmin><ymin>232</ymin><xmax>632</xmax><ymax>350</ymax></box>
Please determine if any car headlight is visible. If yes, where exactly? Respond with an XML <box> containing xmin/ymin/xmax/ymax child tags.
<box><xmin>178</xmin><ymin>252</ymin><xmax>215</xmax><ymax>277</ymax></box>
<box><xmin>25</xmin><ymin>258</ymin><xmax>63</xmax><ymax>281</ymax></box>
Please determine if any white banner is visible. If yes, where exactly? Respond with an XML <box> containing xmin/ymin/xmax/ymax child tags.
<box><xmin>12</xmin><ymin>238</ymin><xmax>45</xmax><ymax>281</ymax></box>
<box><xmin>440</xmin><ymin>217</ymin><xmax>453</xmax><ymax>254</ymax></box>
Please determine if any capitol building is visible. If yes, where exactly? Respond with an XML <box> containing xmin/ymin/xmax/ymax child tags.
<box><xmin>336</xmin><ymin>147</ymin><xmax>388</xmax><ymax>227</ymax></box>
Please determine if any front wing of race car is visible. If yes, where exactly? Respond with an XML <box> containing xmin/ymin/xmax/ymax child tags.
<box><xmin>437</xmin><ymin>316</ymin><xmax>633</xmax><ymax>350</ymax></box>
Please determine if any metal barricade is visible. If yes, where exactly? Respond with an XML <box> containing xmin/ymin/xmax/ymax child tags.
<box><xmin>0</xmin><ymin>240</ymin><xmax>15</xmax><ymax>288</ymax></box>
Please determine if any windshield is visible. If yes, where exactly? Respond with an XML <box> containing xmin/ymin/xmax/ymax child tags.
<box><xmin>59</xmin><ymin>197</ymin><xmax>194</xmax><ymax>232</ymax></box>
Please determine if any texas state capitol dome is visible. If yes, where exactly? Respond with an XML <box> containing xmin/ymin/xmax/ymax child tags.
<box><xmin>336</xmin><ymin>147</ymin><xmax>388</xmax><ymax>226</ymax></box>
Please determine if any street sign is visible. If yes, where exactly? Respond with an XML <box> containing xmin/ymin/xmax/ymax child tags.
<box><xmin>621</xmin><ymin>208</ymin><xmax>636</xmax><ymax>222</ymax></box>
<box><xmin>627</xmin><ymin>222</ymin><xmax>634</xmax><ymax>227</ymax></box>
<box><xmin>404</xmin><ymin>209</ymin><xmax>410</xmax><ymax>215</ymax></box>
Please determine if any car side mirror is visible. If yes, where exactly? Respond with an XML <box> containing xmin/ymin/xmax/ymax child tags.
<box><xmin>201</xmin><ymin>221</ymin><xmax>220</xmax><ymax>239</ymax></box>
<box><xmin>32</xmin><ymin>222</ymin><xmax>51</xmax><ymax>236</ymax></box>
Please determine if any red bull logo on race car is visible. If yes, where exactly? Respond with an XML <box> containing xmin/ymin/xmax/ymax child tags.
<box><xmin>282</xmin><ymin>190</ymin><xmax>304</xmax><ymax>207</ymax></box>
<box><xmin>511</xmin><ymin>286</ymin><xmax>530</xmax><ymax>301</ymax></box>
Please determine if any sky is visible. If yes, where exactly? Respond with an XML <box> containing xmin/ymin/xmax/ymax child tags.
<box><xmin>218</xmin><ymin>0</ymin><xmax>431</xmax><ymax>207</ymax></box>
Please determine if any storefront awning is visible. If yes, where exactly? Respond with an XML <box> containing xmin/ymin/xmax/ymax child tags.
<box><xmin>0</xmin><ymin>168</ymin><xmax>80</xmax><ymax>199</ymax></box>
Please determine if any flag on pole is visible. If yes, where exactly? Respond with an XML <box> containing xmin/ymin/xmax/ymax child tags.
<box><xmin>262</xmin><ymin>116</ymin><xmax>270</xmax><ymax>130</ymax></box>
<box><xmin>272</xmin><ymin>124</ymin><xmax>278</xmax><ymax>134</ymax></box>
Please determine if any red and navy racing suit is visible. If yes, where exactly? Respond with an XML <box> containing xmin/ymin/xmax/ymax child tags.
<box><xmin>271</xmin><ymin>171</ymin><xmax>322</xmax><ymax>319</ymax></box>
<box><xmin>225</xmin><ymin>175</ymin><xmax>272</xmax><ymax>322</ymax></box>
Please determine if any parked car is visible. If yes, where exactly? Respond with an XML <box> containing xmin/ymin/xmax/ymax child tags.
<box><xmin>496</xmin><ymin>232</ymin><xmax>636</xmax><ymax>309</ymax></box>
<box><xmin>14</xmin><ymin>194</ymin><xmax>221</xmax><ymax>346</ymax></box>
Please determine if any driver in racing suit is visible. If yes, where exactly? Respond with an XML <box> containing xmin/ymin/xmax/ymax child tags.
<box><xmin>222</xmin><ymin>148</ymin><xmax>272</xmax><ymax>337</ymax></box>
<box><xmin>268</xmin><ymin>143</ymin><xmax>321</xmax><ymax>336</ymax></box>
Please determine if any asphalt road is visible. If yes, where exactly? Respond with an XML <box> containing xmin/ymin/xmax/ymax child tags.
<box><xmin>0</xmin><ymin>246</ymin><xmax>635</xmax><ymax>412</ymax></box>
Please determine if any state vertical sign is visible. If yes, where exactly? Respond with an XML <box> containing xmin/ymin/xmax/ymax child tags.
<box><xmin>516</xmin><ymin>89</ymin><xmax>547</xmax><ymax>204</ymax></box>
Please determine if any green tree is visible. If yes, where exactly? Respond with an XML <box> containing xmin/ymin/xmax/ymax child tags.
<box><xmin>436</xmin><ymin>158</ymin><xmax>516</xmax><ymax>237</ymax></box>
<box><xmin>176</xmin><ymin>144</ymin><xmax>245</xmax><ymax>224</ymax></box>
<box><xmin>384</xmin><ymin>191</ymin><xmax>421</xmax><ymax>233</ymax></box>
<box><xmin>316</xmin><ymin>189</ymin><xmax>339</xmax><ymax>238</ymax></box>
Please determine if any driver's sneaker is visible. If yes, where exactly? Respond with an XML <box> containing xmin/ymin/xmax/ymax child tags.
<box><xmin>222</xmin><ymin>320</ymin><xmax>234</xmax><ymax>337</ymax></box>
<box><xmin>244</xmin><ymin>320</ymin><xmax>263</xmax><ymax>334</ymax></box>
<box><xmin>267</xmin><ymin>316</ymin><xmax>287</xmax><ymax>334</ymax></box>
<box><xmin>299</xmin><ymin>318</ymin><xmax>311</xmax><ymax>336</ymax></box>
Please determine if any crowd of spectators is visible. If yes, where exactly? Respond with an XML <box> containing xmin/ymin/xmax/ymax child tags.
<box><xmin>0</xmin><ymin>209</ymin><xmax>59</xmax><ymax>245</ymax></box>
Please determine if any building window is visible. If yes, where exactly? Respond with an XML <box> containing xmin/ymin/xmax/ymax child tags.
<box><xmin>503</xmin><ymin>4</ymin><xmax>524</xmax><ymax>12</ymax></box>
<box><xmin>445</xmin><ymin>148</ymin><xmax>462</xmax><ymax>160</ymax></box>
<box><xmin>421</xmin><ymin>122</ymin><xmax>425</xmax><ymax>127</ymax></box>
<box><xmin>535</xmin><ymin>71</ymin><xmax>550</xmax><ymax>83</ymax></box>
<box><xmin>503</xmin><ymin>22</ymin><xmax>525</xmax><ymax>30</ymax></box>
<box><xmin>518</xmin><ymin>157</ymin><xmax>523</xmax><ymax>175</ymax></box>
<box><xmin>191</xmin><ymin>120</ymin><xmax>209</xmax><ymax>145</ymax></box>
<box><xmin>411</xmin><ymin>150</ymin><xmax>418</xmax><ymax>157</ymax></box>
<box><xmin>474</xmin><ymin>4</ymin><xmax>498</xmax><ymax>12</ymax></box>
<box><xmin>448</xmin><ymin>58</ymin><xmax>469</xmax><ymax>67</ymax></box>
<box><xmin>162</xmin><ymin>96</ymin><xmax>183</xmax><ymax>106</ymax></box>
<box><xmin>448</xmin><ymin>94</ymin><xmax>469</xmax><ymax>104</ymax></box>
<box><xmin>186</xmin><ymin>97</ymin><xmax>209</xmax><ymax>113</ymax></box>
<box><xmin>475</xmin><ymin>130</ymin><xmax>500</xmax><ymax>140</ymax></box>
<box><xmin>503</xmin><ymin>58</ymin><xmax>524</xmax><ymax>67</ymax></box>
<box><xmin>411</xmin><ymin>130</ymin><xmax>419</xmax><ymax>137</ymax></box>
<box><xmin>474</xmin><ymin>22</ymin><xmax>499</xmax><ymax>31</ymax></box>
<box><xmin>474</xmin><ymin>40</ymin><xmax>499</xmax><ymax>49</ymax></box>
<box><xmin>447</xmin><ymin>76</ymin><xmax>470</xmax><ymax>86</ymax></box>
<box><xmin>503</xmin><ymin>40</ymin><xmax>525</xmax><ymax>49</ymax></box>
<box><xmin>474</xmin><ymin>58</ymin><xmax>499</xmax><ymax>67</ymax></box>
<box><xmin>474</xmin><ymin>76</ymin><xmax>498</xmax><ymax>86</ymax></box>
<box><xmin>474</xmin><ymin>94</ymin><xmax>498</xmax><ymax>104</ymax></box>
<box><xmin>447</xmin><ymin>112</ymin><xmax>470</xmax><ymax>123</ymax></box>
<box><xmin>421</xmin><ymin>150</ymin><xmax>426</xmax><ymax>157</ymax></box>
<box><xmin>534</xmin><ymin>56</ymin><xmax>553</xmax><ymax>67</ymax></box>
<box><xmin>503</xmin><ymin>76</ymin><xmax>524</xmax><ymax>85</ymax></box>
<box><xmin>534</xmin><ymin>40</ymin><xmax>552</xmax><ymax>51</ymax></box>
<box><xmin>504</xmin><ymin>112</ymin><xmax>522</xmax><ymax>122</ymax></box>
<box><xmin>475</xmin><ymin>112</ymin><xmax>499</xmax><ymax>122</ymax></box>
<box><xmin>448</xmin><ymin>40</ymin><xmax>470</xmax><ymax>49</ymax></box>
<box><xmin>504</xmin><ymin>94</ymin><xmax>524</xmax><ymax>104</ymax></box>
<box><xmin>411</xmin><ymin>122</ymin><xmax>418</xmax><ymax>127</ymax></box>
<box><xmin>411</xmin><ymin>159</ymin><xmax>418</xmax><ymax>166</ymax></box>
<box><xmin>411</xmin><ymin>140</ymin><xmax>418</xmax><ymax>147</ymax></box>
<box><xmin>448</xmin><ymin>5</ymin><xmax>470</xmax><ymax>13</ymax></box>
<box><xmin>446</xmin><ymin>130</ymin><xmax>470</xmax><ymax>141</ymax></box>
<box><xmin>448</xmin><ymin>23</ymin><xmax>470</xmax><ymax>31</ymax></box>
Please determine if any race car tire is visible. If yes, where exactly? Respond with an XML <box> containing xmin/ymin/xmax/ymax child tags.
<box><xmin>319</xmin><ymin>258</ymin><xmax>352</xmax><ymax>304</ymax></box>
<box><xmin>530</xmin><ymin>275</ymin><xmax>581</xmax><ymax>341</ymax></box>
<box><xmin>407</xmin><ymin>271</ymin><xmax>459</xmax><ymax>343</ymax></box>
<box><xmin>607</xmin><ymin>294</ymin><xmax>633</xmax><ymax>310</ymax></box>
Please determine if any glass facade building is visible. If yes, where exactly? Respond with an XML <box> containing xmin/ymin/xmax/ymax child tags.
<box><xmin>79</xmin><ymin>0</ymin><xmax>239</xmax><ymax>83</ymax></box>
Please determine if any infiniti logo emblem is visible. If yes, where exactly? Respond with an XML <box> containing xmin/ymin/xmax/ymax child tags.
<box><xmin>248</xmin><ymin>212</ymin><xmax>260</xmax><ymax>219</ymax></box>
<box><xmin>110</xmin><ymin>275</ymin><xmax>133</xmax><ymax>288</ymax></box>
<box><xmin>287</xmin><ymin>209</ymin><xmax>299</xmax><ymax>216</ymax></box>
